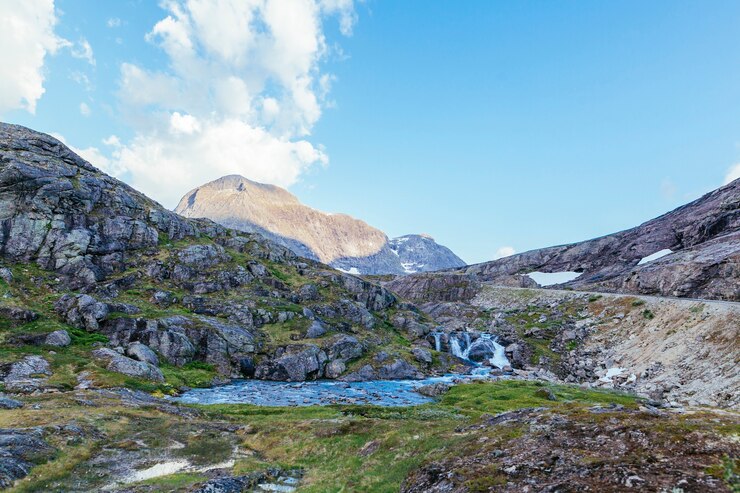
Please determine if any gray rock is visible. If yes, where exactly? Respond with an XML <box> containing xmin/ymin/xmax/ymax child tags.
<box><xmin>0</xmin><ymin>305</ymin><xmax>38</xmax><ymax>322</ymax></box>
<box><xmin>325</xmin><ymin>360</ymin><xmax>346</xmax><ymax>379</ymax></box>
<box><xmin>139</xmin><ymin>327</ymin><xmax>195</xmax><ymax>367</ymax></box>
<box><xmin>412</xmin><ymin>347</ymin><xmax>433</xmax><ymax>364</ymax></box>
<box><xmin>92</xmin><ymin>348</ymin><xmax>164</xmax><ymax>382</ymax></box>
<box><xmin>0</xmin><ymin>267</ymin><xmax>12</xmax><ymax>283</ymax></box>
<box><xmin>255</xmin><ymin>345</ymin><xmax>327</xmax><ymax>382</ymax></box>
<box><xmin>0</xmin><ymin>394</ymin><xmax>23</xmax><ymax>409</ymax></box>
<box><xmin>177</xmin><ymin>244</ymin><xmax>230</xmax><ymax>268</ymax></box>
<box><xmin>55</xmin><ymin>294</ymin><xmax>109</xmax><ymax>331</ymax></box>
<box><xmin>306</xmin><ymin>320</ymin><xmax>328</xmax><ymax>338</ymax></box>
<box><xmin>416</xmin><ymin>382</ymin><xmax>451</xmax><ymax>397</ymax></box>
<box><xmin>340</xmin><ymin>364</ymin><xmax>378</xmax><ymax>382</ymax></box>
<box><xmin>298</xmin><ymin>283</ymin><xmax>319</xmax><ymax>302</ymax></box>
<box><xmin>126</xmin><ymin>342</ymin><xmax>159</xmax><ymax>366</ymax></box>
<box><xmin>44</xmin><ymin>330</ymin><xmax>71</xmax><ymax>347</ymax></box>
<box><xmin>2</xmin><ymin>356</ymin><xmax>51</xmax><ymax>392</ymax></box>
<box><xmin>377</xmin><ymin>359</ymin><xmax>423</xmax><ymax>380</ymax></box>
<box><xmin>326</xmin><ymin>335</ymin><xmax>364</xmax><ymax>362</ymax></box>
<box><xmin>0</xmin><ymin>428</ymin><xmax>56</xmax><ymax>488</ymax></box>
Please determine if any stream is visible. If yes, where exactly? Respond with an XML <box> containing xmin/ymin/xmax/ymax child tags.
<box><xmin>176</xmin><ymin>331</ymin><xmax>511</xmax><ymax>407</ymax></box>
<box><xmin>174</xmin><ymin>369</ymin><xmax>499</xmax><ymax>407</ymax></box>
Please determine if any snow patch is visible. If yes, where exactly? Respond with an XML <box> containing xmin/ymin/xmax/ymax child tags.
<box><xmin>337</xmin><ymin>267</ymin><xmax>361</xmax><ymax>275</ymax></box>
<box><xmin>637</xmin><ymin>249</ymin><xmax>673</xmax><ymax>265</ymax></box>
<box><xmin>527</xmin><ymin>271</ymin><xmax>582</xmax><ymax>286</ymax></box>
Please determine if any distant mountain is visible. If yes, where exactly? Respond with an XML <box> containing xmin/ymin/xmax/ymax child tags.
<box><xmin>175</xmin><ymin>175</ymin><xmax>466</xmax><ymax>275</ymax></box>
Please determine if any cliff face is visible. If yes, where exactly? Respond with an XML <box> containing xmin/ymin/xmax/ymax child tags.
<box><xmin>175</xmin><ymin>175</ymin><xmax>465</xmax><ymax>275</ymax></box>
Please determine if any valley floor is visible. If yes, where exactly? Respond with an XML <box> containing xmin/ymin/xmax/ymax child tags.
<box><xmin>2</xmin><ymin>380</ymin><xmax>738</xmax><ymax>492</ymax></box>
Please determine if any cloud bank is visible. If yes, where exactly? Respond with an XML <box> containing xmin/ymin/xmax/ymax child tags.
<box><xmin>0</xmin><ymin>0</ymin><xmax>68</xmax><ymax>115</ymax></box>
<box><xmin>89</xmin><ymin>0</ymin><xmax>357</xmax><ymax>207</ymax></box>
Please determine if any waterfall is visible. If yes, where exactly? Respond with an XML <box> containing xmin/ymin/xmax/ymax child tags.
<box><xmin>449</xmin><ymin>332</ymin><xmax>511</xmax><ymax>370</ymax></box>
<box><xmin>431</xmin><ymin>331</ymin><xmax>443</xmax><ymax>352</ymax></box>
<box><xmin>478</xmin><ymin>333</ymin><xmax>510</xmax><ymax>369</ymax></box>
<box><xmin>449</xmin><ymin>336</ymin><xmax>465</xmax><ymax>359</ymax></box>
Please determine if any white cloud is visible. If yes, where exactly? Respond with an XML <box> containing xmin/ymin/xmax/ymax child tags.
<box><xmin>107</xmin><ymin>17</ymin><xmax>121</xmax><ymax>28</ymax></box>
<box><xmin>493</xmin><ymin>246</ymin><xmax>516</xmax><ymax>260</ymax></box>
<box><xmin>169</xmin><ymin>112</ymin><xmax>200</xmax><ymax>134</ymax></box>
<box><xmin>79</xmin><ymin>102</ymin><xmax>91</xmax><ymax>116</ymax></box>
<box><xmin>71</xmin><ymin>37</ymin><xmax>95</xmax><ymax>66</ymax></box>
<box><xmin>114</xmin><ymin>118</ymin><xmax>327</xmax><ymax>205</ymax></box>
<box><xmin>0</xmin><ymin>0</ymin><xmax>68</xmax><ymax>115</ymax></box>
<box><xmin>724</xmin><ymin>163</ymin><xmax>740</xmax><ymax>185</ymax></box>
<box><xmin>50</xmin><ymin>133</ymin><xmax>116</xmax><ymax>174</ymax></box>
<box><xmin>103</xmin><ymin>0</ymin><xmax>357</xmax><ymax>207</ymax></box>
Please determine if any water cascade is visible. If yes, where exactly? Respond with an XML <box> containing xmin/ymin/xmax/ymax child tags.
<box><xmin>431</xmin><ymin>331</ymin><xmax>443</xmax><ymax>352</ymax></box>
<box><xmin>448</xmin><ymin>332</ymin><xmax>510</xmax><ymax>369</ymax></box>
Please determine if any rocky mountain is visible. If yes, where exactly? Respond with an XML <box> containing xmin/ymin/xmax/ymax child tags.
<box><xmin>174</xmin><ymin>175</ymin><xmax>465</xmax><ymax>275</ymax></box>
<box><xmin>399</xmin><ymin>179</ymin><xmax>738</xmax><ymax>301</ymax></box>
<box><xmin>0</xmin><ymin>122</ymin><xmax>464</xmax><ymax>389</ymax></box>
<box><xmin>1</xmin><ymin>123</ymin><xmax>738</xmax><ymax>493</ymax></box>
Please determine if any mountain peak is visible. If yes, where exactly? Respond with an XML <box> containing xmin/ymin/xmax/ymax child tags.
<box><xmin>176</xmin><ymin>175</ymin><xmax>465</xmax><ymax>274</ymax></box>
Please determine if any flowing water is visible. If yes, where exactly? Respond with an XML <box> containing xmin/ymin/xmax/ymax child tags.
<box><xmin>174</xmin><ymin>371</ymin><xmax>501</xmax><ymax>407</ymax></box>
<box><xmin>175</xmin><ymin>331</ymin><xmax>511</xmax><ymax>407</ymax></box>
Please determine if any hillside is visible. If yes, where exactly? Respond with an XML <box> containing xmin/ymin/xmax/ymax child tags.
<box><xmin>0</xmin><ymin>122</ymin><xmax>460</xmax><ymax>392</ymax></box>
<box><xmin>175</xmin><ymin>175</ymin><xmax>466</xmax><ymax>275</ymax></box>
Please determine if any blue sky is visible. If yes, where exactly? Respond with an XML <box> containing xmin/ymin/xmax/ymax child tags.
<box><xmin>2</xmin><ymin>1</ymin><xmax>740</xmax><ymax>264</ymax></box>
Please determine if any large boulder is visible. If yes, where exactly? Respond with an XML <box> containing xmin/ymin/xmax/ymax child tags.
<box><xmin>44</xmin><ymin>330</ymin><xmax>71</xmax><ymax>347</ymax></box>
<box><xmin>92</xmin><ymin>348</ymin><xmax>164</xmax><ymax>382</ymax></box>
<box><xmin>126</xmin><ymin>342</ymin><xmax>159</xmax><ymax>366</ymax></box>
<box><xmin>377</xmin><ymin>359</ymin><xmax>423</xmax><ymax>380</ymax></box>
<box><xmin>55</xmin><ymin>294</ymin><xmax>109</xmax><ymax>331</ymax></box>
<box><xmin>254</xmin><ymin>345</ymin><xmax>327</xmax><ymax>382</ymax></box>
<box><xmin>326</xmin><ymin>335</ymin><xmax>364</xmax><ymax>362</ymax></box>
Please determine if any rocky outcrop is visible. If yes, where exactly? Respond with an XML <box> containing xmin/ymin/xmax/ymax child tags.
<box><xmin>0</xmin><ymin>428</ymin><xmax>56</xmax><ymax>488</ymax></box>
<box><xmin>92</xmin><ymin>348</ymin><xmax>164</xmax><ymax>382</ymax></box>
<box><xmin>175</xmin><ymin>175</ymin><xmax>465</xmax><ymax>275</ymax></box>
<box><xmin>254</xmin><ymin>345</ymin><xmax>328</xmax><ymax>382</ymax></box>
<box><xmin>1</xmin><ymin>356</ymin><xmax>52</xmax><ymax>392</ymax></box>
<box><xmin>0</xmin><ymin>123</ymin><xmax>217</xmax><ymax>289</ymax></box>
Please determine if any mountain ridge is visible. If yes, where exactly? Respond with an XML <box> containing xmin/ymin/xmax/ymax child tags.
<box><xmin>175</xmin><ymin>174</ymin><xmax>466</xmax><ymax>275</ymax></box>
<box><xmin>390</xmin><ymin>177</ymin><xmax>740</xmax><ymax>301</ymax></box>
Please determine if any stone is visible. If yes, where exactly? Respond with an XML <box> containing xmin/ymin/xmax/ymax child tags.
<box><xmin>340</xmin><ymin>364</ymin><xmax>377</xmax><ymax>382</ymax></box>
<box><xmin>55</xmin><ymin>294</ymin><xmax>109</xmax><ymax>332</ymax></box>
<box><xmin>412</xmin><ymin>347</ymin><xmax>433</xmax><ymax>364</ymax></box>
<box><xmin>2</xmin><ymin>356</ymin><xmax>51</xmax><ymax>392</ymax></box>
<box><xmin>534</xmin><ymin>387</ymin><xmax>558</xmax><ymax>401</ymax></box>
<box><xmin>92</xmin><ymin>348</ymin><xmax>164</xmax><ymax>382</ymax></box>
<box><xmin>0</xmin><ymin>394</ymin><xmax>23</xmax><ymax>409</ymax></box>
<box><xmin>0</xmin><ymin>305</ymin><xmax>38</xmax><ymax>322</ymax></box>
<box><xmin>254</xmin><ymin>345</ymin><xmax>327</xmax><ymax>382</ymax></box>
<box><xmin>327</xmin><ymin>335</ymin><xmax>364</xmax><ymax>362</ymax></box>
<box><xmin>44</xmin><ymin>330</ymin><xmax>71</xmax><ymax>347</ymax></box>
<box><xmin>0</xmin><ymin>428</ymin><xmax>56</xmax><ymax>488</ymax></box>
<box><xmin>416</xmin><ymin>382</ymin><xmax>451</xmax><ymax>397</ymax></box>
<box><xmin>377</xmin><ymin>359</ymin><xmax>423</xmax><ymax>380</ymax></box>
<box><xmin>126</xmin><ymin>342</ymin><xmax>159</xmax><ymax>366</ymax></box>
<box><xmin>306</xmin><ymin>320</ymin><xmax>328</xmax><ymax>338</ymax></box>
<box><xmin>325</xmin><ymin>360</ymin><xmax>346</xmax><ymax>379</ymax></box>
<box><xmin>0</xmin><ymin>268</ymin><xmax>12</xmax><ymax>283</ymax></box>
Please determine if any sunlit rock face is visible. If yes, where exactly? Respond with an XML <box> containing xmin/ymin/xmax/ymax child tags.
<box><xmin>176</xmin><ymin>175</ymin><xmax>465</xmax><ymax>275</ymax></box>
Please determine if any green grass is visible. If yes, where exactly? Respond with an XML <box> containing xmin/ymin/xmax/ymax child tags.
<box><xmin>192</xmin><ymin>380</ymin><xmax>640</xmax><ymax>492</ymax></box>
<box><xmin>161</xmin><ymin>362</ymin><xmax>218</xmax><ymax>389</ymax></box>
